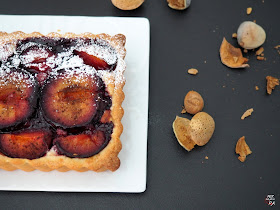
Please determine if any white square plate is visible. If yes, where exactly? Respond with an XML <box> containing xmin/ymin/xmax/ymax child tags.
<box><xmin>0</xmin><ymin>15</ymin><xmax>149</xmax><ymax>193</ymax></box>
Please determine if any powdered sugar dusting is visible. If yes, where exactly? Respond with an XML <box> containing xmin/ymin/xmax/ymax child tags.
<box><xmin>47</xmin><ymin>66</ymin><xmax>98</xmax><ymax>85</ymax></box>
<box><xmin>76</xmin><ymin>38</ymin><xmax>118</xmax><ymax>65</ymax></box>
<box><xmin>0</xmin><ymin>67</ymin><xmax>36</xmax><ymax>88</ymax></box>
<box><xmin>0</xmin><ymin>34</ymin><xmax>125</xmax><ymax>91</ymax></box>
<box><xmin>0</xmin><ymin>44</ymin><xmax>15</xmax><ymax>61</ymax></box>
<box><xmin>21</xmin><ymin>48</ymin><xmax>49</xmax><ymax>63</ymax></box>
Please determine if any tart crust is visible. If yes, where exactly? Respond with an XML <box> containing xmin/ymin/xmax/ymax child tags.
<box><xmin>0</xmin><ymin>31</ymin><xmax>126</xmax><ymax>172</ymax></box>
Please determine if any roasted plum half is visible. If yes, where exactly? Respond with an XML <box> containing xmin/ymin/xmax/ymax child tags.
<box><xmin>0</xmin><ymin>70</ymin><xmax>37</xmax><ymax>129</ymax></box>
<box><xmin>0</xmin><ymin>130</ymin><xmax>52</xmax><ymax>159</ymax></box>
<box><xmin>54</xmin><ymin>130</ymin><xmax>108</xmax><ymax>158</ymax></box>
<box><xmin>20</xmin><ymin>45</ymin><xmax>53</xmax><ymax>73</ymax></box>
<box><xmin>41</xmin><ymin>71</ymin><xmax>99</xmax><ymax>128</ymax></box>
<box><xmin>74</xmin><ymin>50</ymin><xmax>117</xmax><ymax>71</ymax></box>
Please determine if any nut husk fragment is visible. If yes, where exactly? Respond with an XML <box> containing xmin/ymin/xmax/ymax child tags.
<box><xmin>181</xmin><ymin>107</ymin><xmax>187</xmax><ymax>114</ymax></box>
<box><xmin>235</xmin><ymin>136</ymin><xmax>252</xmax><ymax>162</ymax></box>
<box><xmin>266</xmin><ymin>76</ymin><xmax>279</xmax><ymax>94</ymax></box>
<box><xmin>173</xmin><ymin>116</ymin><xmax>196</xmax><ymax>151</ymax></box>
<box><xmin>220</xmin><ymin>38</ymin><xmax>249</xmax><ymax>68</ymax></box>
<box><xmin>241</xmin><ymin>108</ymin><xmax>254</xmax><ymax>120</ymax></box>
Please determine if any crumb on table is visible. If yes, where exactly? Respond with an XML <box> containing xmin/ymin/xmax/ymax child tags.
<box><xmin>187</xmin><ymin>68</ymin><xmax>199</xmax><ymax>75</ymax></box>
<box><xmin>257</xmin><ymin>56</ymin><xmax>266</xmax><ymax>61</ymax></box>
<box><xmin>241</xmin><ymin>108</ymin><xmax>254</xmax><ymax>120</ymax></box>
<box><xmin>247</xmin><ymin>7</ymin><xmax>252</xmax><ymax>15</ymax></box>
<box><xmin>256</xmin><ymin>47</ymin><xmax>264</xmax><ymax>55</ymax></box>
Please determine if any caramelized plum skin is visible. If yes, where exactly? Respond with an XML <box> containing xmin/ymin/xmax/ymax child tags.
<box><xmin>0</xmin><ymin>71</ymin><xmax>37</xmax><ymax>129</ymax></box>
<box><xmin>0</xmin><ymin>37</ymin><xmax>115</xmax><ymax>159</ymax></box>
<box><xmin>54</xmin><ymin>130</ymin><xmax>108</xmax><ymax>158</ymax></box>
<box><xmin>74</xmin><ymin>50</ymin><xmax>116</xmax><ymax>70</ymax></box>
<box><xmin>0</xmin><ymin>130</ymin><xmax>52</xmax><ymax>160</ymax></box>
<box><xmin>41</xmin><ymin>73</ymin><xmax>99</xmax><ymax>128</ymax></box>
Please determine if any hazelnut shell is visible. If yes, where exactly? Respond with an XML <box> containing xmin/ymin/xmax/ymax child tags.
<box><xmin>188</xmin><ymin>112</ymin><xmax>215</xmax><ymax>146</ymax></box>
<box><xmin>173</xmin><ymin>116</ymin><xmax>196</xmax><ymax>151</ymax></box>
<box><xmin>111</xmin><ymin>0</ymin><xmax>144</xmax><ymax>10</ymax></box>
<box><xmin>219</xmin><ymin>38</ymin><xmax>249</xmax><ymax>68</ymax></box>
<box><xmin>184</xmin><ymin>91</ymin><xmax>204</xmax><ymax>115</ymax></box>
<box><xmin>167</xmin><ymin>0</ymin><xmax>191</xmax><ymax>10</ymax></box>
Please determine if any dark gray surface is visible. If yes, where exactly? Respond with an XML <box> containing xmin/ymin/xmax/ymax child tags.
<box><xmin>0</xmin><ymin>0</ymin><xmax>279</xmax><ymax>209</ymax></box>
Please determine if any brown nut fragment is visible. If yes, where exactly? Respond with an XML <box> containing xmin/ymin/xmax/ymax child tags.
<box><xmin>255</xmin><ymin>86</ymin><xmax>259</xmax><ymax>90</ymax></box>
<box><xmin>187</xmin><ymin>68</ymin><xmax>198</xmax><ymax>75</ymax></box>
<box><xmin>232</xmin><ymin>33</ymin><xmax>237</xmax><ymax>38</ymax></box>
<box><xmin>173</xmin><ymin>116</ymin><xmax>196</xmax><ymax>151</ymax></box>
<box><xmin>188</xmin><ymin>112</ymin><xmax>215</xmax><ymax>146</ymax></box>
<box><xmin>235</xmin><ymin>136</ymin><xmax>252</xmax><ymax>162</ymax></box>
<box><xmin>256</xmin><ymin>47</ymin><xmax>264</xmax><ymax>55</ymax></box>
<box><xmin>257</xmin><ymin>56</ymin><xmax>266</xmax><ymax>61</ymax></box>
<box><xmin>246</xmin><ymin>7</ymin><xmax>252</xmax><ymax>15</ymax></box>
<box><xmin>241</xmin><ymin>108</ymin><xmax>254</xmax><ymax>120</ymax></box>
<box><xmin>184</xmin><ymin>91</ymin><xmax>204</xmax><ymax>115</ymax></box>
<box><xmin>111</xmin><ymin>0</ymin><xmax>144</xmax><ymax>10</ymax></box>
<box><xmin>220</xmin><ymin>38</ymin><xmax>249</xmax><ymax>68</ymax></box>
<box><xmin>266</xmin><ymin>76</ymin><xmax>279</xmax><ymax>94</ymax></box>
<box><xmin>181</xmin><ymin>107</ymin><xmax>187</xmax><ymax>114</ymax></box>
<box><xmin>167</xmin><ymin>0</ymin><xmax>191</xmax><ymax>10</ymax></box>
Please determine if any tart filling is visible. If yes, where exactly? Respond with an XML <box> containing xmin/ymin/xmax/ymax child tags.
<box><xmin>0</xmin><ymin>35</ymin><xmax>123</xmax><ymax>164</ymax></box>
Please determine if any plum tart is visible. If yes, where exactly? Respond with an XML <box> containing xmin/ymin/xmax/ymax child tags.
<box><xmin>0</xmin><ymin>31</ymin><xmax>126</xmax><ymax>172</ymax></box>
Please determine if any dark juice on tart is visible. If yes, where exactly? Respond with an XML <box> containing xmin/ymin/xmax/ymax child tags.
<box><xmin>0</xmin><ymin>37</ymin><xmax>117</xmax><ymax>160</ymax></box>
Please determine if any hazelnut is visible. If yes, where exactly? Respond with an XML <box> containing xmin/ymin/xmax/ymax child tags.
<box><xmin>184</xmin><ymin>91</ymin><xmax>204</xmax><ymax>115</ymax></box>
<box><xmin>237</xmin><ymin>21</ymin><xmax>266</xmax><ymax>50</ymax></box>
<box><xmin>111</xmin><ymin>0</ymin><xmax>144</xmax><ymax>10</ymax></box>
<box><xmin>167</xmin><ymin>0</ymin><xmax>191</xmax><ymax>10</ymax></box>
<box><xmin>188</xmin><ymin>112</ymin><xmax>215</xmax><ymax>146</ymax></box>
